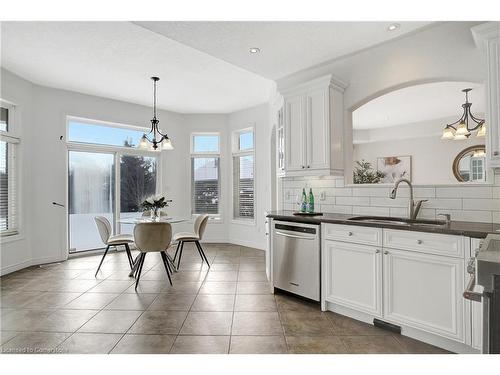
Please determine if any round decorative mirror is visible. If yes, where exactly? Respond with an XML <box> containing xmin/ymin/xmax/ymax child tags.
<box><xmin>452</xmin><ymin>145</ymin><xmax>486</xmax><ymax>182</ymax></box>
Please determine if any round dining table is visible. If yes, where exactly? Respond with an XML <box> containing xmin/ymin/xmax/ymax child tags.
<box><xmin>117</xmin><ymin>216</ymin><xmax>190</xmax><ymax>276</ymax></box>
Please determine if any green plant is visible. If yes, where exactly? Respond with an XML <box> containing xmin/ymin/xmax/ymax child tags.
<box><xmin>353</xmin><ymin>160</ymin><xmax>385</xmax><ymax>184</ymax></box>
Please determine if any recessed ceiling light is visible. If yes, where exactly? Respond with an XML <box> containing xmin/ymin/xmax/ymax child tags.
<box><xmin>249</xmin><ymin>47</ymin><xmax>260</xmax><ymax>54</ymax></box>
<box><xmin>387</xmin><ymin>23</ymin><xmax>400</xmax><ymax>31</ymax></box>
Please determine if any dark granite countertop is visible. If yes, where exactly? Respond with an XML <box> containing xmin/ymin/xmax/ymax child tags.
<box><xmin>267</xmin><ymin>210</ymin><xmax>500</xmax><ymax>239</ymax></box>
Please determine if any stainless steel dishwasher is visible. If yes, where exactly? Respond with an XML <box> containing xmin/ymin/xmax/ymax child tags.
<box><xmin>272</xmin><ymin>220</ymin><xmax>320</xmax><ymax>301</ymax></box>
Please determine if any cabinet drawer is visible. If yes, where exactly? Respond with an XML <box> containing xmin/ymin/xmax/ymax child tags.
<box><xmin>322</xmin><ymin>224</ymin><xmax>382</xmax><ymax>246</ymax></box>
<box><xmin>383</xmin><ymin>229</ymin><xmax>464</xmax><ymax>257</ymax></box>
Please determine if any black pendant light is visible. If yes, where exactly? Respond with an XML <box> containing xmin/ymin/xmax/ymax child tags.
<box><xmin>138</xmin><ymin>76</ymin><xmax>174</xmax><ymax>151</ymax></box>
<box><xmin>441</xmin><ymin>88</ymin><xmax>486</xmax><ymax>140</ymax></box>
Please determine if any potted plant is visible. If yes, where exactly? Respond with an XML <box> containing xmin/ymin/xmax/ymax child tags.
<box><xmin>141</xmin><ymin>195</ymin><xmax>171</xmax><ymax>220</ymax></box>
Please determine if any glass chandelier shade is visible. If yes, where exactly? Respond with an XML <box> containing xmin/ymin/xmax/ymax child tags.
<box><xmin>441</xmin><ymin>88</ymin><xmax>486</xmax><ymax>141</ymax></box>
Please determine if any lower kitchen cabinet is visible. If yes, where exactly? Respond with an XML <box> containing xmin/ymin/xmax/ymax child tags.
<box><xmin>383</xmin><ymin>248</ymin><xmax>465</xmax><ymax>342</ymax></box>
<box><xmin>323</xmin><ymin>240</ymin><xmax>382</xmax><ymax>317</ymax></box>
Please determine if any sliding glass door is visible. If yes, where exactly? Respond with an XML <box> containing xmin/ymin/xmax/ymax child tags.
<box><xmin>68</xmin><ymin>150</ymin><xmax>158</xmax><ymax>253</ymax></box>
<box><xmin>119</xmin><ymin>154</ymin><xmax>157</xmax><ymax>235</ymax></box>
<box><xmin>68</xmin><ymin>151</ymin><xmax>115</xmax><ymax>252</ymax></box>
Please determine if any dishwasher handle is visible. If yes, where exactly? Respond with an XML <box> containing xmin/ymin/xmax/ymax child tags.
<box><xmin>275</xmin><ymin>231</ymin><xmax>316</xmax><ymax>240</ymax></box>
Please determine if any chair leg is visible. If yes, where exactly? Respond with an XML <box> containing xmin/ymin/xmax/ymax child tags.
<box><xmin>134</xmin><ymin>253</ymin><xmax>145</xmax><ymax>279</ymax></box>
<box><xmin>176</xmin><ymin>241</ymin><xmax>185</xmax><ymax>269</ymax></box>
<box><xmin>195</xmin><ymin>241</ymin><xmax>210</xmax><ymax>268</ymax></box>
<box><xmin>95</xmin><ymin>245</ymin><xmax>110</xmax><ymax>277</ymax></box>
<box><xmin>173</xmin><ymin>241</ymin><xmax>181</xmax><ymax>262</ymax></box>
<box><xmin>124</xmin><ymin>243</ymin><xmax>133</xmax><ymax>270</ymax></box>
<box><xmin>135</xmin><ymin>253</ymin><xmax>146</xmax><ymax>290</ymax></box>
<box><xmin>160</xmin><ymin>252</ymin><xmax>173</xmax><ymax>286</ymax></box>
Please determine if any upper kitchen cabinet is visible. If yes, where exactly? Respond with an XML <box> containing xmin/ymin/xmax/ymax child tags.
<box><xmin>472</xmin><ymin>22</ymin><xmax>500</xmax><ymax>168</ymax></box>
<box><xmin>278</xmin><ymin>75</ymin><xmax>347</xmax><ymax>177</ymax></box>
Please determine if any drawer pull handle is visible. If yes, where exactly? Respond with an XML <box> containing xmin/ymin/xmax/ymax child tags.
<box><xmin>417</xmin><ymin>239</ymin><xmax>423</xmax><ymax>244</ymax></box>
<box><xmin>375</xmin><ymin>249</ymin><xmax>380</xmax><ymax>254</ymax></box>
<box><xmin>348</xmin><ymin>231</ymin><xmax>353</xmax><ymax>236</ymax></box>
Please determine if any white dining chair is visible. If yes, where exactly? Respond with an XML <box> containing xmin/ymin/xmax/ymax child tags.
<box><xmin>94</xmin><ymin>216</ymin><xmax>134</xmax><ymax>277</ymax></box>
<box><xmin>172</xmin><ymin>214</ymin><xmax>210</xmax><ymax>268</ymax></box>
<box><xmin>133</xmin><ymin>222</ymin><xmax>173</xmax><ymax>290</ymax></box>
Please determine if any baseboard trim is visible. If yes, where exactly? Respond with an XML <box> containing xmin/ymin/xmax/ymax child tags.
<box><xmin>227</xmin><ymin>237</ymin><xmax>266</xmax><ymax>250</ymax></box>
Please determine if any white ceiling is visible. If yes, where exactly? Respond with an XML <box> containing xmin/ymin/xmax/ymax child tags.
<box><xmin>134</xmin><ymin>21</ymin><xmax>433</xmax><ymax>79</ymax></box>
<box><xmin>353</xmin><ymin>81</ymin><xmax>486</xmax><ymax>130</ymax></box>
<box><xmin>0</xmin><ymin>22</ymin><xmax>273</xmax><ymax>114</ymax></box>
<box><xmin>1</xmin><ymin>21</ymin><xmax>434</xmax><ymax>114</ymax></box>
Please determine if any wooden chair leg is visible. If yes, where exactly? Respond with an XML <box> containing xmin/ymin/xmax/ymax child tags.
<box><xmin>95</xmin><ymin>245</ymin><xmax>110</xmax><ymax>277</ymax></box>
<box><xmin>135</xmin><ymin>253</ymin><xmax>146</xmax><ymax>290</ymax></box>
<box><xmin>195</xmin><ymin>241</ymin><xmax>210</xmax><ymax>267</ymax></box>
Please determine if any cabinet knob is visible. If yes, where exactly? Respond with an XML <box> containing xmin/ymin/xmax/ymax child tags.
<box><xmin>348</xmin><ymin>231</ymin><xmax>353</xmax><ymax>236</ymax></box>
<box><xmin>384</xmin><ymin>251</ymin><xmax>389</xmax><ymax>255</ymax></box>
<box><xmin>301</xmin><ymin>165</ymin><xmax>305</xmax><ymax>169</ymax></box>
<box><xmin>417</xmin><ymin>239</ymin><xmax>423</xmax><ymax>244</ymax></box>
<box><xmin>307</xmin><ymin>165</ymin><xmax>310</xmax><ymax>168</ymax></box>
<box><xmin>494</xmin><ymin>151</ymin><xmax>499</xmax><ymax>156</ymax></box>
<box><xmin>375</xmin><ymin>249</ymin><xmax>380</xmax><ymax>254</ymax></box>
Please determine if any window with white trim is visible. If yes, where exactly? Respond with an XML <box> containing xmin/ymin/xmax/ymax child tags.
<box><xmin>232</xmin><ymin>129</ymin><xmax>254</xmax><ymax>220</ymax></box>
<box><xmin>191</xmin><ymin>133</ymin><xmax>220</xmax><ymax>216</ymax></box>
<box><xmin>1</xmin><ymin>103</ymin><xmax>19</xmax><ymax>236</ymax></box>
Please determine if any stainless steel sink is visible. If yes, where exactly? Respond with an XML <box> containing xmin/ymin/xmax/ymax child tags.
<box><xmin>347</xmin><ymin>216</ymin><xmax>447</xmax><ymax>227</ymax></box>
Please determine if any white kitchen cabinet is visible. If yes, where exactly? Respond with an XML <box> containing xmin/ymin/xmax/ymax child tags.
<box><xmin>284</xmin><ymin>93</ymin><xmax>307</xmax><ymax>172</ymax></box>
<box><xmin>472</xmin><ymin>22</ymin><xmax>500</xmax><ymax>168</ymax></box>
<box><xmin>280</xmin><ymin>74</ymin><xmax>346</xmax><ymax>177</ymax></box>
<box><xmin>383</xmin><ymin>248</ymin><xmax>465</xmax><ymax>342</ymax></box>
<box><xmin>323</xmin><ymin>240</ymin><xmax>383</xmax><ymax>317</ymax></box>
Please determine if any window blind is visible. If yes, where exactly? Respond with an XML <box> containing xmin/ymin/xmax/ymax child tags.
<box><xmin>191</xmin><ymin>157</ymin><xmax>220</xmax><ymax>215</ymax></box>
<box><xmin>0</xmin><ymin>138</ymin><xmax>18</xmax><ymax>235</ymax></box>
<box><xmin>233</xmin><ymin>154</ymin><xmax>254</xmax><ymax>219</ymax></box>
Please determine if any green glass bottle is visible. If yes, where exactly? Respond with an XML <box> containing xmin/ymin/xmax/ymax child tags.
<box><xmin>301</xmin><ymin>188</ymin><xmax>307</xmax><ymax>212</ymax></box>
<box><xmin>308</xmin><ymin>188</ymin><xmax>315</xmax><ymax>213</ymax></box>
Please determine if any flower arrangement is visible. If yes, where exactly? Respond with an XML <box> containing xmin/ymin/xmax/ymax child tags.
<box><xmin>141</xmin><ymin>195</ymin><xmax>171</xmax><ymax>218</ymax></box>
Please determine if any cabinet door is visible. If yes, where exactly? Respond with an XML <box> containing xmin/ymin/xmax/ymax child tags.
<box><xmin>323</xmin><ymin>240</ymin><xmax>382</xmax><ymax>317</ymax></box>
<box><xmin>383</xmin><ymin>249</ymin><xmax>465</xmax><ymax>342</ymax></box>
<box><xmin>284</xmin><ymin>94</ymin><xmax>306</xmax><ymax>171</ymax></box>
<box><xmin>487</xmin><ymin>37</ymin><xmax>500</xmax><ymax>166</ymax></box>
<box><xmin>306</xmin><ymin>87</ymin><xmax>330</xmax><ymax>170</ymax></box>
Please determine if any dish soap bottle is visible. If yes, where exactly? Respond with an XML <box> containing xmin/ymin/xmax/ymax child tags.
<box><xmin>308</xmin><ymin>188</ymin><xmax>315</xmax><ymax>213</ymax></box>
<box><xmin>301</xmin><ymin>188</ymin><xmax>307</xmax><ymax>212</ymax></box>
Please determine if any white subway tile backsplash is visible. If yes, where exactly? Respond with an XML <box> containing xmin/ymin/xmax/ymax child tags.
<box><xmin>327</xmin><ymin>188</ymin><xmax>352</xmax><ymax>197</ymax></box>
<box><xmin>351</xmin><ymin>187</ymin><xmax>390</xmax><ymax>197</ymax></box>
<box><xmin>281</xmin><ymin>176</ymin><xmax>500</xmax><ymax>223</ymax></box>
<box><xmin>424</xmin><ymin>198</ymin><xmax>462</xmax><ymax>210</ymax></box>
<box><xmin>436</xmin><ymin>186</ymin><xmax>493</xmax><ymax>199</ymax></box>
<box><xmin>463</xmin><ymin>199</ymin><xmax>500</xmax><ymax>211</ymax></box>
<box><xmin>336</xmin><ymin>196</ymin><xmax>370</xmax><ymax>206</ymax></box>
<box><xmin>370</xmin><ymin>197</ymin><xmax>408</xmax><ymax>208</ymax></box>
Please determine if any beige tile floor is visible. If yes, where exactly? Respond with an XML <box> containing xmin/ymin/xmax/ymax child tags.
<box><xmin>0</xmin><ymin>243</ymin><xmax>449</xmax><ymax>354</ymax></box>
